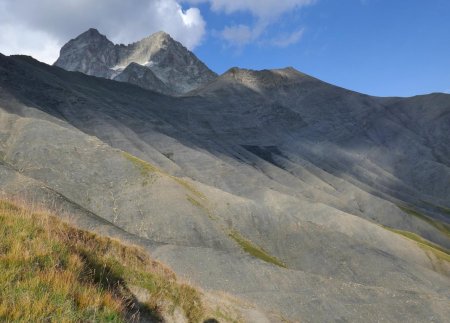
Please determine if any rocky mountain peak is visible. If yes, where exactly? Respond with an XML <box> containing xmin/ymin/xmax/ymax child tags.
<box><xmin>63</xmin><ymin>28</ymin><xmax>113</xmax><ymax>51</ymax></box>
<box><xmin>54</xmin><ymin>29</ymin><xmax>217</xmax><ymax>95</ymax></box>
<box><xmin>79</xmin><ymin>28</ymin><xmax>103</xmax><ymax>39</ymax></box>
<box><xmin>192</xmin><ymin>66</ymin><xmax>318</xmax><ymax>96</ymax></box>
<box><xmin>54</xmin><ymin>28</ymin><xmax>115</xmax><ymax>78</ymax></box>
<box><xmin>224</xmin><ymin>66</ymin><xmax>311</xmax><ymax>84</ymax></box>
<box><xmin>146</xmin><ymin>30</ymin><xmax>171</xmax><ymax>42</ymax></box>
<box><xmin>133</xmin><ymin>31</ymin><xmax>171</xmax><ymax>50</ymax></box>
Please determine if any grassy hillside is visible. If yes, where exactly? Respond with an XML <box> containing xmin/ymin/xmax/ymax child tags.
<box><xmin>0</xmin><ymin>199</ymin><xmax>222</xmax><ymax>322</ymax></box>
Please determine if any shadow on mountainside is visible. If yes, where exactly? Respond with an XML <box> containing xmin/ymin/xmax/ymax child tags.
<box><xmin>1</xmin><ymin>53</ymin><xmax>450</xmax><ymax>235</ymax></box>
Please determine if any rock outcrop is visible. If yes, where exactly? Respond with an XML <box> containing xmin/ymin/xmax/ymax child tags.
<box><xmin>54</xmin><ymin>29</ymin><xmax>217</xmax><ymax>95</ymax></box>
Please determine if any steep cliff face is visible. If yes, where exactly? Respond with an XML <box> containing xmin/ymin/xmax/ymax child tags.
<box><xmin>54</xmin><ymin>29</ymin><xmax>217</xmax><ymax>94</ymax></box>
<box><xmin>113</xmin><ymin>62</ymin><xmax>173</xmax><ymax>95</ymax></box>
<box><xmin>54</xmin><ymin>28</ymin><xmax>118</xmax><ymax>78</ymax></box>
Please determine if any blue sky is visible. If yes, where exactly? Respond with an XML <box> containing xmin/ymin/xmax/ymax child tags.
<box><xmin>192</xmin><ymin>0</ymin><xmax>450</xmax><ymax>97</ymax></box>
<box><xmin>0</xmin><ymin>0</ymin><xmax>449</xmax><ymax>97</ymax></box>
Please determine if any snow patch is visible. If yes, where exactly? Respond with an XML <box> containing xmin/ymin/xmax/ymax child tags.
<box><xmin>111</xmin><ymin>65</ymin><xmax>126</xmax><ymax>71</ymax></box>
<box><xmin>142</xmin><ymin>60</ymin><xmax>155</xmax><ymax>67</ymax></box>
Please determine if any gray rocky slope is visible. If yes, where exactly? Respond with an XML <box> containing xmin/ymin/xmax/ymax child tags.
<box><xmin>54</xmin><ymin>28</ymin><xmax>217</xmax><ymax>95</ymax></box>
<box><xmin>1</xmin><ymin>53</ymin><xmax>450</xmax><ymax>322</ymax></box>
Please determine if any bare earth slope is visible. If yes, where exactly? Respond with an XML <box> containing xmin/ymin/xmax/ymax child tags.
<box><xmin>1</xmin><ymin>54</ymin><xmax>450</xmax><ymax>322</ymax></box>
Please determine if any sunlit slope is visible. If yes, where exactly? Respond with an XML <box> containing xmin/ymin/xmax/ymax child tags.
<box><xmin>1</xmin><ymin>53</ymin><xmax>450</xmax><ymax>322</ymax></box>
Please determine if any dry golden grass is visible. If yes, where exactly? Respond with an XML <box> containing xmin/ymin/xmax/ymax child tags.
<box><xmin>0</xmin><ymin>198</ymin><xmax>208</xmax><ymax>322</ymax></box>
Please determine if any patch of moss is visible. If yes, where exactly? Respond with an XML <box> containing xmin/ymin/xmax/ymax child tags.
<box><xmin>122</xmin><ymin>151</ymin><xmax>213</xmax><ymax>219</ymax></box>
<box><xmin>398</xmin><ymin>205</ymin><xmax>450</xmax><ymax>239</ymax></box>
<box><xmin>385</xmin><ymin>227</ymin><xmax>450</xmax><ymax>257</ymax></box>
<box><xmin>173</xmin><ymin>176</ymin><xmax>205</xmax><ymax>199</ymax></box>
<box><xmin>187</xmin><ymin>195</ymin><xmax>204</xmax><ymax>209</ymax></box>
<box><xmin>186</xmin><ymin>195</ymin><xmax>216</xmax><ymax>220</ymax></box>
<box><xmin>122</xmin><ymin>152</ymin><xmax>158</xmax><ymax>174</ymax></box>
<box><xmin>122</xmin><ymin>152</ymin><xmax>158</xmax><ymax>185</ymax></box>
<box><xmin>228</xmin><ymin>230</ymin><xmax>286</xmax><ymax>268</ymax></box>
<box><xmin>122</xmin><ymin>152</ymin><xmax>206</xmax><ymax>198</ymax></box>
<box><xmin>385</xmin><ymin>226</ymin><xmax>450</xmax><ymax>277</ymax></box>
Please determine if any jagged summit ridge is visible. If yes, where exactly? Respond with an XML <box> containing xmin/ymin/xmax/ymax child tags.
<box><xmin>54</xmin><ymin>29</ymin><xmax>217</xmax><ymax>95</ymax></box>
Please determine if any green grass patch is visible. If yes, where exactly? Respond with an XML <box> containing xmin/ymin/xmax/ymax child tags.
<box><xmin>213</xmin><ymin>308</ymin><xmax>241</xmax><ymax>323</ymax></box>
<box><xmin>385</xmin><ymin>227</ymin><xmax>450</xmax><ymax>257</ymax></box>
<box><xmin>385</xmin><ymin>226</ymin><xmax>450</xmax><ymax>274</ymax></box>
<box><xmin>187</xmin><ymin>195</ymin><xmax>204</xmax><ymax>209</ymax></box>
<box><xmin>122</xmin><ymin>152</ymin><xmax>207</xmax><ymax>199</ymax></box>
<box><xmin>228</xmin><ymin>230</ymin><xmax>286</xmax><ymax>268</ymax></box>
<box><xmin>173</xmin><ymin>176</ymin><xmax>205</xmax><ymax>199</ymax></box>
<box><xmin>0</xmin><ymin>199</ymin><xmax>211</xmax><ymax>322</ymax></box>
<box><xmin>122</xmin><ymin>152</ymin><xmax>158</xmax><ymax>186</ymax></box>
<box><xmin>398</xmin><ymin>205</ymin><xmax>450</xmax><ymax>239</ymax></box>
<box><xmin>122</xmin><ymin>151</ymin><xmax>214</xmax><ymax>220</ymax></box>
<box><xmin>0</xmin><ymin>200</ymin><xmax>21</xmax><ymax>212</ymax></box>
<box><xmin>122</xmin><ymin>152</ymin><xmax>159</xmax><ymax>174</ymax></box>
<box><xmin>125</xmin><ymin>270</ymin><xmax>204</xmax><ymax>322</ymax></box>
<box><xmin>186</xmin><ymin>195</ymin><xmax>216</xmax><ymax>220</ymax></box>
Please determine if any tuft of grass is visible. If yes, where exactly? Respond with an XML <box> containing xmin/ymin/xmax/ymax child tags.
<box><xmin>228</xmin><ymin>230</ymin><xmax>286</xmax><ymax>268</ymax></box>
<box><xmin>122</xmin><ymin>151</ymin><xmax>214</xmax><ymax>220</ymax></box>
<box><xmin>213</xmin><ymin>308</ymin><xmax>241</xmax><ymax>323</ymax></box>
<box><xmin>187</xmin><ymin>195</ymin><xmax>204</xmax><ymax>209</ymax></box>
<box><xmin>385</xmin><ymin>227</ymin><xmax>450</xmax><ymax>260</ymax></box>
<box><xmin>122</xmin><ymin>152</ymin><xmax>158</xmax><ymax>175</ymax></box>
<box><xmin>398</xmin><ymin>205</ymin><xmax>450</xmax><ymax>239</ymax></box>
<box><xmin>185</xmin><ymin>195</ymin><xmax>216</xmax><ymax>221</ymax></box>
<box><xmin>0</xmin><ymin>199</ymin><xmax>210</xmax><ymax>322</ymax></box>
<box><xmin>122</xmin><ymin>152</ymin><xmax>158</xmax><ymax>186</ymax></box>
<box><xmin>122</xmin><ymin>151</ymin><xmax>160</xmax><ymax>175</ymax></box>
<box><xmin>0</xmin><ymin>199</ymin><xmax>20</xmax><ymax>211</ymax></box>
<box><xmin>122</xmin><ymin>151</ymin><xmax>217</xmax><ymax>227</ymax></box>
<box><xmin>122</xmin><ymin>152</ymin><xmax>206</xmax><ymax>200</ymax></box>
<box><xmin>173</xmin><ymin>177</ymin><xmax>205</xmax><ymax>200</ymax></box>
<box><xmin>384</xmin><ymin>226</ymin><xmax>450</xmax><ymax>275</ymax></box>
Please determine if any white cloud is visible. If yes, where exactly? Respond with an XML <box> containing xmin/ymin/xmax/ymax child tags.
<box><xmin>221</xmin><ymin>25</ymin><xmax>255</xmax><ymax>47</ymax></box>
<box><xmin>0</xmin><ymin>24</ymin><xmax>61</xmax><ymax>64</ymax></box>
<box><xmin>187</xmin><ymin>0</ymin><xmax>315</xmax><ymax>19</ymax></box>
<box><xmin>186</xmin><ymin>0</ymin><xmax>315</xmax><ymax>47</ymax></box>
<box><xmin>270</xmin><ymin>28</ymin><xmax>305</xmax><ymax>47</ymax></box>
<box><xmin>0</xmin><ymin>0</ymin><xmax>206</xmax><ymax>64</ymax></box>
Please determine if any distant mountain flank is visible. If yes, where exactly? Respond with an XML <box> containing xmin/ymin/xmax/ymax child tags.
<box><xmin>54</xmin><ymin>28</ymin><xmax>217</xmax><ymax>95</ymax></box>
<box><xmin>2</xmin><ymin>29</ymin><xmax>450</xmax><ymax>321</ymax></box>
